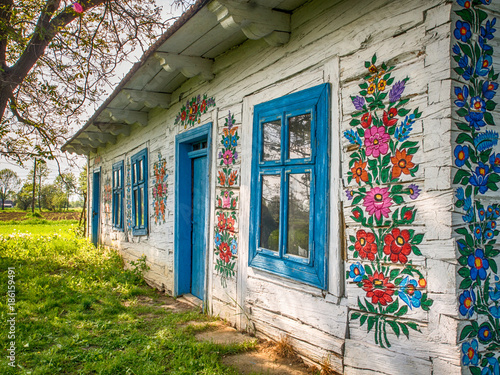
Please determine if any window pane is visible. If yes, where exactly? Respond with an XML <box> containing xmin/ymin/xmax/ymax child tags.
<box><xmin>288</xmin><ymin>113</ymin><xmax>311</xmax><ymax>159</ymax></box>
<box><xmin>287</xmin><ymin>173</ymin><xmax>310</xmax><ymax>258</ymax></box>
<box><xmin>138</xmin><ymin>160</ymin><xmax>143</xmax><ymax>181</ymax></box>
<box><xmin>117</xmin><ymin>196</ymin><xmax>121</xmax><ymax>226</ymax></box>
<box><xmin>140</xmin><ymin>187</ymin><xmax>144</xmax><ymax>227</ymax></box>
<box><xmin>260</xmin><ymin>175</ymin><xmax>280</xmax><ymax>251</ymax></box>
<box><xmin>134</xmin><ymin>189</ymin><xmax>138</xmax><ymax>227</ymax></box>
<box><xmin>262</xmin><ymin>120</ymin><xmax>281</xmax><ymax>161</ymax></box>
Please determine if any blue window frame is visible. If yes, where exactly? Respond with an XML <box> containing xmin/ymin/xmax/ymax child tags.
<box><xmin>131</xmin><ymin>149</ymin><xmax>148</xmax><ymax>236</ymax></box>
<box><xmin>112</xmin><ymin>161</ymin><xmax>124</xmax><ymax>230</ymax></box>
<box><xmin>249</xmin><ymin>84</ymin><xmax>330</xmax><ymax>289</ymax></box>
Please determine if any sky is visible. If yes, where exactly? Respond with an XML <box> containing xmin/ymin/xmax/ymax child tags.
<box><xmin>0</xmin><ymin>0</ymin><xmax>187</xmax><ymax>185</ymax></box>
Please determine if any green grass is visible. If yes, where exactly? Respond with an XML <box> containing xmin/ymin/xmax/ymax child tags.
<box><xmin>0</xmin><ymin>219</ymin><xmax>79</xmax><ymax>237</ymax></box>
<box><xmin>0</xmin><ymin>223</ymin><xmax>252</xmax><ymax>374</ymax></box>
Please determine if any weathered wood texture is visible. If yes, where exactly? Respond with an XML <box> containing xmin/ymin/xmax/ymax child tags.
<box><xmin>86</xmin><ymin>0</ymin><xmax>468</xmax><ymax>373</ymax></box>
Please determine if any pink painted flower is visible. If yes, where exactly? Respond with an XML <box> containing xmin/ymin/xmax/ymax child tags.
<box><xmin>363</xmin><ymin>187</ymin><xmax>392</xmax><ymax>220</ymax></box>
<box><xmin>222</xmin><ymin>191</ymin><xmax>231</xmax><ymax>208</ymax></box>
<box><xmin>364</xmin><ymin>126</ymin><xmax>390</xmax><ymax>158</ymax></box>
<box><xmin>72</xmin><ymin>2</ymin><xmax>83</xmax><ymax>13</ymax></box>
<box><xmin>223</xmin><ymin>150</ymin><xmax>234</xmax><ymax>165</ymax></box>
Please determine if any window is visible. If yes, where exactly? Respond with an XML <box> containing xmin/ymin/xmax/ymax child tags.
<box><xmin>249</xmin><ymin>84</ymin><xmax>330</xmax><ymax>288</ymax></box>
<box><xmin>112</xmin><ymin>161</ymin><xmax>124</xmax><ymax>230</ymax></box>
<box><xmin>131</xmin><ymin>149</ymin><xmax>148</xmax><ymax>235</ymax></box>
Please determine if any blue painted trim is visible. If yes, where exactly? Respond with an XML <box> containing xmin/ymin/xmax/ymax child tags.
<box><xmin>131</xmin><ymin>148</ymin><xmax>148</xmax><ymax>236</ymax></box>
<box><xmin>249</xmin><ymin>83</ymin><xmax>330</xmax><ymax>289</ymax></box>
<box><xmin>112</xmin><ymin>160</ymin><xmax>124</xmax><ymax>230</ymax></box>
<box><xmin>174</xmin><ymin>123</ymin><xmax>212</xmax><ymax>297</ymax></box>
<box><xmin>91</xmin><ymin>168</ymin><xmax>101</xmax><ymax>247</ymax></box>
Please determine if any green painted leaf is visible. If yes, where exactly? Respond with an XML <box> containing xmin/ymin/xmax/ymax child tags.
<box><xmin>352</xmin><ymin>195</ymin><xmax>363</xmax><ymax>205</ymax></box>
<box><xmin>400</xmin><ymin>322</ymin><xmax>410</xmax><ymax>338</ymax></box>
<box><xmin>387</xmin><ymin>320</ymin><xmax>400</xmax><ymax>337</ymax></box>
<box><xmin>386</xmin><ymin>299</ymin><xmax>399</xmax><ymax>313</ymax></box>
<box><xmin>400</xmin><ymin>141</ymin><xmax>418</xmax><ymax>148</ymax></box>
<box><xmin>457</xmin><ymin>108</ymin><xmax>468</xmax><ymax>117</ymax></box>
<box><xmin>360</xmin><ymin>314</ymin><xmax>368</xmax><ymax>326</ymax></box>
<box><xmin>486</xmin><ymin>100</ymin><xmax>497</xmax><ymax>111</ymax></box>
<box><xmin>456</xmin><ymin>133</ymin><xmax>474</xmax><ymax>145</ymax></box>
<box><xmin>458</xmin><ymin>267</ymin><xmax>470</xmax><ymax>278</ymax></box>
<box><xmin>351</xmin><ymin>312</ymin><xmax>361</xmax><ymax>320</ymax></box>
<box><xmin>490</xmin><ymin>259</ymin><xmax>498</xmax><ymax>274</ymax></box>
<box><xmin>412</xmin><ymin>245</ymin><xmax>422</xmax><ymax>256</ymax></box>
<box><xmin>393</xmin><ymin>195</ymin><xmax>404</xmax><ymax>205</ymax></box>
<box><xmin>367</xmin><ymin>316</ymin><xmax>376</xmax><ymax>332</ymax></box>
<box><xmin>453</xmin><ymin>169</ymin><xmax>471</xmax><ymax>184</ymax></box>
<box><xmin>456</xmin><ymin>122</ymin><xmax>471</xmax><ymax>131</ymax></box>
<box><xmin>412</xmin><ymin>233</ymin><xmax>424</xmax><ymax>245</ymax></box>
<box><xmin>470</xmin><ymin>367</ymin><xmax>482</xmax><ymax>375</ymax></box>
<box><xmin>459</xmin><ymin>277</ymin><xmax>472</xmax><ymax>289</ymax></box>
<box><xmin>484</xmin><ymin>111</ymin><xmax>495</xmax><ymax>125</ymax></box>
<box><xmin>394</xmin><ymin>305</ymin><xmax>408</xmax><ymax>317</ymax></box>
<box><xmin>358</xmin><ymin>298</ymin><xmax>367</xmax><ymax>312</ymax></box>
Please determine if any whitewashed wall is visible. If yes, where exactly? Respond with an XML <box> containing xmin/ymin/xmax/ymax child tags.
<box><xmin>86</xmin><ymin>0</ymin><xmax>480</xmax><ymax>373</ymax></box>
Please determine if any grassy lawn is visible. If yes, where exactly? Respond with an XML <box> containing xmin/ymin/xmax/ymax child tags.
<box><xmin>0</xmin><ymin>222</ymin><xmax>252</xmax><ymax>374</ymax></box>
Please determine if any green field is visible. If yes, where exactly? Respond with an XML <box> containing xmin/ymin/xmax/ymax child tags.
<box><xmin>0</xmin><ymin>222</ymin><xmax>252</xmax><ymax>374</ymax></box>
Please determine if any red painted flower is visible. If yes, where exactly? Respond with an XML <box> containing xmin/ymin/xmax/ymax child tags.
<box><xmin>383</xmin><ymin>228</ymin><xmax>412</xmax><ymax>264</ymax></box>
<box><xmin>353</xmin><ymin>209</ymin><xmax>361</xmax><ymax>219</ymax></box>
<box><xmin>226</xmin><ymin>217</ymin><xmax>236</xmax><ymax>232</ymax></box>
<box><xmin>383</xmin><ymin>108</ymin><xmax>398</xmax><ymax>126</ymax></box>
<box><xmin>404</xmin><ymin>210</ymin><xmax>414</xmax><ymax>221</ymax></box>
<box><xmin>355</xmin><ymin>230</ymin><xmax>378</xmax><ymax>261</ymax></box>
<box><xmin>228</xmin><ymin>170</ymin><xmax>238</xmax><ymax>186</ymax></box>
<box><xmin>200</xmin><ymin>100</ymin><xmax>207</xmax><ymax>113</ymax></box>
<box><xmin>351</xmin><ymin>160</ymin><xmax>369</xmax><ymax>183</ymax></box>
<box><xmin>181</xmin><ymin>110</ymin><xmax>187</xmax><ymax>121</ymax></box>
<box><xmin>362</xmin><ymin>272</ymin><xmax>395</xmax><ymax>306</ymax></box>
<box><xmin>217</xmin><ymin>212</ymin><xmax>226</xmax><ymax>230</ymax></box>
<box><xmin>219</xmin><ymin>242</ymin><xmax>232</xmax><ymax>263</ymax></box>
<box><xmin>218</xmin><ymin>171</ymin><xmax>226</xmax><ymax>186</ymax></box>
<box><xmin>361</xmin><ymin>113</ymin><xmax>372</xmax><ymax>129</ymax></box>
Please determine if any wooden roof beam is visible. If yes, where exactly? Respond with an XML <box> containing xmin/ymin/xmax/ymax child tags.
<box><xmin>83</xmin><ymin>131</ymin><xmax>117</xmax><ymax>145</ymax></box>
<box><xmin>154</xmin><ymin>52</ymin><xmax>215</xmax><ymax>81</ymax></box>
<box><xmin>74</xmin><ymin>137</ymin><xmax>106</xmax><ymax>149</ymax></box>
<box><xmin>122</xmin><ymin>89</ymin><xmax>172</xmax><ymax>109</ymax></box>
<box><xmin>208</xmin><ymin>0</ymin><xmax>290</xmax><ymax>46</ymax></box>
<box><xmin>104</xmin><ymin>109</ymin><xmax>148</xmax><ymax>127</ymax></box>
<box><xmin>93</xmin><ymin>122</ymin><xmax>132</xmax><ymax>136</ymax></box>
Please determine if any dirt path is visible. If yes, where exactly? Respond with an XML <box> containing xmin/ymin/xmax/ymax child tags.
<box><xmin>0</xmin><ymin>211</ymin><xmax>81</xmax><ymax>221</ymax></box>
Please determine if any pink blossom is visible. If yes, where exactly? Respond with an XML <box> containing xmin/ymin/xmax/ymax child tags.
<box><xmin>364</xmin><ymin>126</ymin><xmax>390</xmax><ymax>158</ymax></box>
<box><xmin>222</xmin><ymin>191</ymin><xmax>231</xmax><ymax>208</ymax></box>
<box><xmin>223</xmin><ymin>150</ymin><xmax>233</xmax><ymax>165</ymax></box>
<box><xmin>72</xmin><ymin>2</ymin><xmax>83</xmax><ymax>13</ymax></box>
<box><xmin>363</xmin><ymin>187</ymin><xmax>392</xmax><ymax>220</ymax></box>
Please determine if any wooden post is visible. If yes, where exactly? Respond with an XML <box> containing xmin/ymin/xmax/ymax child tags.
<box><xmin>31</xmin><ymin>159</ymin><xmax>36</xmax><ymax>214</ymax></box>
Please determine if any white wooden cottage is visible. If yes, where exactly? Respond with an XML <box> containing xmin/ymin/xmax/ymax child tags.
<box><xmin>63</xmin><ymin>0</ymin><xmax>500</xmax><ymax>373</ymax></box>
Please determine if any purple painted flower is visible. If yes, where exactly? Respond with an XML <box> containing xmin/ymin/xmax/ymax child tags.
<box><xmin>408</xmin><ymin>184</ymin><xmax>421</xmax><ymax>200</ymax></box>
<box><xmin>352</xmin><ymin>96</ymin><xmax>365</xmax><ymax>110</ymax></box>
<box><xmin>346</xmin><ymin>189</ymin><xmax>354</xmax><ymax>200</ymax></box>
<box><xmin>389</xmin><ymin>81</ymin><xmax>405</xmax><ymax>103</ymax></box>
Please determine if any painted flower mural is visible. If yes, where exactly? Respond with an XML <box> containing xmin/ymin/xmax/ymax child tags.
<box><xmin>214</xmin><ymin>111</ymin><xmax>240</xmax><ymax>287</ymax></box>
<box><xmin>346</xmin><ymin>54</ymin><xmax>432</xmax><ymax>348</ymax></box>
<box><xmin>452</xmin><ymin>1</ymin><xmax>500</xmax><ymax>374</ymax></box>
<box><xmin>152</xmin><ymin>153</ymin><xmax>168</xmax><ymax>225</ymax></box>
<box><xmin>174</xmin><ymin>94</ymin><xmax>216</xmax><ymax>128</ymax></box>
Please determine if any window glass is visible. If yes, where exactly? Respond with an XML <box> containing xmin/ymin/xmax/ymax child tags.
<box><xmin>260</xmin><ymin>174</ymin><xmax>281</xmax><ymax>251</ymax></box>
<box><xmin>262</xmin><ymin>120</ymin><xmax>281</xmax><ymax>161</ymax></box>
<box><xmin>287</xmin><ymin>173</ymin><xmax>310</xmax><ymax>258</ymax></box>
<box><xmin>288</xmin><ymin>113</ymin><xmax>311</xmax><ymax>159</ymax></box>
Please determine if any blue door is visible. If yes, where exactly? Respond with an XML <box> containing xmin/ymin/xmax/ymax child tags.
<box><xmin>191</xmin><ymin>154</ymin><xmax>208</xmax><ymax>300</ymax></box>
<box><xmin>91</xmin><ymin>170</ymin><xmax>100</xmax><ymax>246</ymax></box>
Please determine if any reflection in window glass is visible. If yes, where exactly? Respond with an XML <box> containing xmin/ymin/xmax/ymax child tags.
<box><xmin>260</xmin><ymin>175</ymin><xmax>280</xmax><ymax>251</ymax></box>
<box><xmin>134</xmin><ymin>190</ymin><xmax>139</xmax><ymax>226</ymax></box>
<box><xmin>288</xmin><ymin>113</ymin><xmax>311</xmax><ymax>159</ymax></box>
<box><xmin>287</xmin><ymin>173</ymin><xmax>310</xmax><ymax>258</ymax></box>
<box><xmin>262</xmin><ymin>120</ymin><xmax>281</xmax><ymax>161</ymax></box>
<box><xmin>139</xmin><ymin>187</ymin><xmax>144</xmax><ymax>226</ymax></box>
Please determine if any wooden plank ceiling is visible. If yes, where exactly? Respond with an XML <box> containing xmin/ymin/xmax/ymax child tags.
<box><xmin>63</xmin><ymin>0</ymin><xmax>307</xmax><ymax>155</ymax></box>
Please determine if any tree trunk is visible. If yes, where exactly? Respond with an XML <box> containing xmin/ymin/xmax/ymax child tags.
<box><xmin>32</xmin><ymin>159</ymin><xmax>37</xmax><ymax>213</ymax></box>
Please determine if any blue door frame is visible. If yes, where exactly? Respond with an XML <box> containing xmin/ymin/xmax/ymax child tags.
<box><xmin>91</xmin><ymin>169</ymin><xmax>101</xmax><ymax>247</ymax></box>
<box><xmin>174</xmin><ymin>123</ymin><xmax>212</xmax><ymax>299</ymax></box>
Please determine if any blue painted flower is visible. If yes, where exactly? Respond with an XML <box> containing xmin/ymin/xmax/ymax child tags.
<box><xmin>464</xmin><ymin>195</ymin><xmax>472</xmax><ymax>211</ymax></box>
<box><xmin>479</xmin><ymin>36</ymin><xmax>493</xmax><ymax>54</ymax></box>
<box><xmin>456</xmin><ymin>187</ymin><xmax>465</xmax><ymax>201</ymax></box>
<box><xmin>462</xmin><ymin>339</ymin><xmax>479</xmax><ymax>366</ymax></box>
<box><xmin>349</xmin><ymin>262</ymin><xmax>365</xmax><ymax>282</ymax></box>
<box><xmin>465</xmin><ymin>111</ymin><xmax>486</xmax><ymax>129</ymax></box>
<box><xmin>483</xmin><ymin>81</ymin><xmax>498</xmax><ymax>100</ymax></box>
<box><xmin>490</xmin><ymin>306</ymin><xmax>500</xmax><ymax>319</ymax></box>
<box><xmin>215</xmin><ymin>233</ymin><xmax>222</xmax><ymax>247</ymax></box>
<box><xmin>452</xmin><ymin>43</ymin><xmax>461</xmax><ymax>54</ymax></box>
<box><xmin>459</xmin><ymin>289</ymin><xmax>476</xmax><ymax>317</ymax></box>
<box><xmin>398</xmin><ymin>276</ymin><xmax>422</xmax><ymax>309</ymax></box>
<box><xmin>490</xmin><ymin>153</ymin><xmax>500</xmax><ymax>173</ymax></box>
<box><xmin>352</xmin><ymin>96</ymin><xmax>365</xmax><ymax>110</ymax></box>
<box><xmin>487</xmin><ymin>220</ymin><xmax>496</xmax><ymax>231</ymax></box>
<box><xmin>494</xmin><ymin>207</ymin><xmax>500</xmax><ymax>219</ymax></box>
<box><xmin>463</xmin><ymin>208</ymin><xmax>474</xmax><ymax>223</ymax></box>
<box><xmin>471</xmin><ymin>96</ymin><xmax>486</xmax><ymax>113</ymax></box>
<box><xmin>474</xmin><ymin>225</ymin><xmax>482</xmax><ymax>240</ymax></box>
<box><xmin>223</xmin><ymin>136</ymin><xmax>231</xmax><ymax>148</ymax></box>
<box><xmin>230</xmin><ymin>238</ymin><xmax>238</xmax><ymax>254</ymax></box>
<box><xmin>481</xmin><ymin>356</ymin><xmax>500</xmax><ymax>375</ymax></box>
<box><xmin>487</xmin><ymin>205</ymin><xmax>495</xmax><ymax>218</ymax></box>
<box><xmin>458</xmin><ymin>54</ymin><xmax>469</xmax><ymax>69</ymax></box>
<box><xmin>231</xmin><ymin>136</ymin><xmax>237</xmax><ymax>147</ymax></box>
<box><xmin>481</xmin><ymin>19</ymin><xmax>497</xmax><ymax>40</ymax></box>
<box><xmin>485</xmin><ymin>228</ymin><xmax>495</xmax><ymax>240</ymax></box>
<box><xmin>454</xmin><ymin>145</ymin><xmax>469</xmax><ymax>167</ymax></box>
<box><xmin>480</xmin><ymin>0</ymin><xmax>492</xmax><ymax>5</ymax></box>
<box><xmin>463</xmin><ymin>66</ymin><xmax>474</xmax><ymax>81</ymax></box>
<box><xmin>455</xmin><ymin>20</ymin><xmax>472</xmax><ymax>42</ymax></box>
<box><xmin>478</xmin><ymin>206</ymin><xmax>486</xmax><ymax>221</ymax></box>
<box><xmin>476</xmin><ymin>55</ymin><xmax>493</xmax><ymax>77</ymax></box>
<box><xmin>489</xmin><ymin>275</ymin><xmax>500</xmax><ymax>302</ymax></box>
<box><xmin>478</xmin><ymin>322</ymin><xmax>494</xmax><ymax>344</ymax></box>
<box><xmin>475</xmin><ymin>131</ymin><xmax>499</xmax><ymax>152</ymax></box>
<box><xmin>467</xmin><ymin>249</ymin><xmax>490</xmax><ymax>280</ymax></box>
<box><xmin>469</xmin><ymin>163</ymin><xmax>490</xmax><ymax>194</ymax></box>
<box><xmin>454</xmin><ymin>85</ymin><xmax>469</xmax><ymax>107</ymax></box>
<box><xmin>344</xmin><ymin>129</ymin><xmax>362</xmax><ymax>146</ymax></box>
